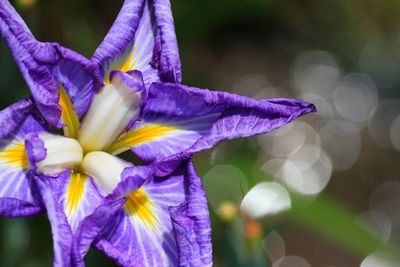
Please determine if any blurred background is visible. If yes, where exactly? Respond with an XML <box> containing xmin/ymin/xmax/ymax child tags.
<box><xmin>1</xmin><ymin>0</ymin><xmax>400</xmax><ymax>266</ymax></box>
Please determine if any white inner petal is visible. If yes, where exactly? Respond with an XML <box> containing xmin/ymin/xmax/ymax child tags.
<box><xmin>77</xmin><ymin>77</ymin><xmax>141</xmax><ymax>152</ymax></box>
<box><xmin>36</xmin><ymin>134</ymin><xmax>83</xmax><ymax>175</ymax></box>
<box><xmin>80</xmin><ymin>151</ymin><xmax>131</xmax><ymax>195</ymax></box>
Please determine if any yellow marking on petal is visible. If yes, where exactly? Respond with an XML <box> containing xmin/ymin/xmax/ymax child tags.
<box><xmin>119</xmin><ymin>45</ymin><xmax>137</xmax><ymax>73</ymax></box>
<box><xmin>108</xmin><ymin>124</ymin><xmax>179</xmax><ymax>155</ymax></box>
<box><xmin>0</xmin><ymin>141</ymin><xmax>28</xmax><ymax>169</ymax></box>
<box><xmin>104</xmin><ymin>45</ymin><xmax>137</xmax><ymax>84</ymax></box>
<box><xmin>125</xmin><ymin>191</ymin><xmax>179</xmax><ymax>263</ymax></box>
<box><xmin>59</xmin><ymin>86</ymin><xmax>80</xmax><ymax>138</ymax></box>
<box><xmin>65</xmin><ymin>172</ymin><xmax>87</xmax><ymax>218</ymax></box>
<box><xmin>124</xmin><ymin>189</ymin><xmax>159</xmax><ymax>229</ymax></box>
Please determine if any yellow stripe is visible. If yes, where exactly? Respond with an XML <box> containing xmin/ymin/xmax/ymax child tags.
<box><xmin>104</xmin><ymin>45</ymin><xmax>137</xmax><ymax>84</ymax></box>
<box><xmin>108</xmin><ymin>124</ymin><xmax>179</xmax><ymax>155</ymax></box>
<box><xmin>59</xmin><ymin>86</ymin><xmax>80</xmax><ymax>138</ymax></box>
<box><xmin>125</xmin><ymin>190</ymin><xmax>178</xmax><ymax>263</ymax></box>
<box><xmin>0</xmin><ymin>141</ymin><xmax>29</xmax><ymax>169</ymax></box>
<box><xmin>118</xmin><ymin>45</ymin><xmax>137</xmax><ymax>73</ymax></box>
<box><xmin>124</xmin><ymin>189</ymin><xmax>159</xmax><ymax>229</ymax></box>
<box><xmin>65</xmin><ymin>172</ymin><xmax>87</xmax><ymax>218</ymax></box>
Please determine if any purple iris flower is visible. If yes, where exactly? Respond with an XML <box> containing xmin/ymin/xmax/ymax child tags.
<box><xmin>0</xmin><ymin>0</ymin><xmax>316</xmax><ymax>266</ymax></box>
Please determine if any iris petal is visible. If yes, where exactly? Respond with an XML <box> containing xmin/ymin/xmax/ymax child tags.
<box><xmin>93</xmin><ymin>163</ymin><xmax>189</xmax><ymax>267</ymax></box>
<box><xmin>0</xmin><ymin>140</ymin><xmax>29</xmax><ymax>170</ymax></box>
<box><xmin>34</xmin><ymin>172</ymin><xmax>106</xmax><ymax>266</ymax></box>
<box><xmin>92</xmin><ymin>0</ymin><xmax>181</xmax><ymax>85</ymax></box>
<box><xmin>57</xmin><ymin>172</ymin><xmax>103</xmax><ymax>232</ymax></box>
<box><xmin>108</xmin><ymin>124</ymin><xmax>179</xmax><ymax>155</ymax></box>
<box><xmin>0</xmin><ymin>0</ymin><xmax>61</xmax><ymax>126</ymax></box>
<box><xmin>116</xmin><ymin>0</ymin><xmax>159</xmax><ymax>87</ymax></box>
<box><xmin>59</xmin><ymin>86</ymin><xmax>80</xmax><ymax>138</ymax></box>
<box><xmin>0</xmin><ymin>139</ymin><xmax>35</xmax><ymax>214</ymax></box>
<box><xmin>0</xmin><ymin>0</ymin><xmax>103</xmax><ymax>127</ymax></box>
<box><xmin>170</xmin><ymin>161</ymin><xmax>213</xmax><ymax>267</ymax></box>
<box><xmin>65</xmin><ymin>172</ymin><xmax>88</xmax><ymax>219</ymax></box>
<box><xmin>116</xmin><ymin>82</ymin><xmax>315</xmax><ymax>175</ymax></box>
<box><xmin>0</xmin><ymin>99</ymin><xmax>47</xmax><ymax>217</ymax></box>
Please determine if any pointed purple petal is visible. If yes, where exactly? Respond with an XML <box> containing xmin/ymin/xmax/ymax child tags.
<box><xmin>40</xmin><ymin>44</ymin><xmax>104</xmax><ymax>118</ymax></box>
<box><xmin>93</xmin><ymin>163</ymin><xmax>189</xmax><ymax>267</ymax></box>
<box><xmin>72</xmin><ymin>198</ymin><xmax>126</xmax><ymax>267</ymax></box>
<box><xmin>35</xmin><ymin>174</ymin><xmax>74</xmax><ymax>267</ymax></box>
<box><xmin>34</xmin><ymin>171</ymin><xmax>113</xmax><ymax>266</ymax></box>
<box><xmin>0</xmin><ymin>0</ymin><xmax>103</xmax><ymax>125</ymax></box>
<box><xmin>0</xmin><ymin>99</ymin><xmax>47</xmax><ymax>217</ymax></box>
<box><xmin>109</xmin><ymin>165</ymin><xmax>152</xmax><ymax>199</ymax></box>
<box><xmin>92</xmin><ymin>0</ymin><xmax>181</xmax><ymax>85</ymax></box>
<box><xmin>117</xmin><ymin>82</ymin><xmax>315</xmax><ymax>174</ymax></box>
<box><xmin>91</xmin><ymin>0</ymin><xmax>143</xmax><ymax>72</ymax></box>
<box><xmin>170</xmin><ymin>161</ymin><xmax>212</xmax><ymax>267</ymax></box>
<box><xmin>153</xmin><ymin>0</ymin><xmax>181</xmax><ymax>82</ymax></box>
<box><xmin>0</xmin><ymin>0</ymin><xmax>60</xmax><ymax>126</ymax></box>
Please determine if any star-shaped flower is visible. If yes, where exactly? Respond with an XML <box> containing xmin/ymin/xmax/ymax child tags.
<box><xmin>0</xmin><ymin>0</ymin><xmax>316</xmax><ymax>266</ymax></box>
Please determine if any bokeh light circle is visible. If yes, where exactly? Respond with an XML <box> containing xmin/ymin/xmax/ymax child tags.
<box><xmin>368</xmin><ymin>99</ymin><xmax>400</xmax><ymax>149</ymax></box>
<box><xmin>292</xmin><ymin>50</ymin><xmax>340</xmax><ymax>98</ymax></box>
<box><xmin>390</xmin><ymin>114</ymin><xmax>400</xmax><ymax>152</ymax></box>
<box><xmin>355</xmin><ymin>211</ymin><xmax>392</xmax><ymax>243</ymax></box>
<box><xmin>273</xmin><ymin>256</ymin><xmax>312</xmax><ymax>267</ymax></box>
<box><xmin>278</xmin><ymin>150</ymin><xmax>332</xmax><ymax>195</ymax></box>
<box><xmin>333</xmin><ymin>73</ymin><xmax>378</xmax><ymax>123</ymax></box>
<box><xmin>319</xmin><ymin>120</ymin><xmax>361</xmax><ymax>170</ymax></box>
<box><xmin>262</xmin><ymin>231</ymin><xmax>286</xmax><ymax>263</ymax></box>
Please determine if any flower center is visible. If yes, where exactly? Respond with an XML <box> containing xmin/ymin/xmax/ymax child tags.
<box><xmin>77</xmin><ymin>71</ymin><xmax>143</xmax><ymax>152</ymax></box>
<box><xmin>80</xmin><ymin>151</ymin><xmax>130</xmax><ymax>195</ymax></box>
<box><xmin>26</xmin><ymin>134</ymin><xmax>129</xmax><ymax>194</ymax></box>
<box><xmin>25</xmin><ymin>71</ymin><xmax>144</xmax><ymax>193</ymax></box>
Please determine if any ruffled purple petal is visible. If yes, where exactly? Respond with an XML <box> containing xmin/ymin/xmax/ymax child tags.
<box><xmin>0</xmin><ymin>99</ymin><xmax>38</xmax><ymax>137</ymax></box>
<box><xmin>120</xmin><ymin>82</ymin><xmax>315</xmax><ymax>174</ymax></box>
<box><xmin>72</xmin><ymin>198</ymin><xmax>126</xmax><ymax>267</ymax></box>
<box><xmin>108</xmin><ymin>165</ymin><xmax>152</xmax><ymax>199</ymax></box>
<box><xmin>0</xmin><ymin>99</ymin><xmax>47</xmax><ymax>217</ymax></box>
<box><xmin>93</xmin><ymin>163</ymin><xmax>189</xmax><ymax>267</ymax></box>
<box><xmin>91</xmin><ymin>0</ymin><xmax>143</xmax><ymax>73</ymax></box>
<box><xmin>92</xmin><ymin>0</ymin><xmax>181</xmax><ymax>85</ymax></box>
<box><xmin>39</xmin><ymin>44</ymin><xmax>104</xmax><ymax>118</ymax></box>
<box><xmin>0</xmin><ymin>0</ymin><xmax>103</xmax><ymax>125</ymax></box>
<box><xmin>109</xmin><ymin>70</ymin><xmax>144</xmax><ymax>91</ymax></box>
<box><xmin>0</xmin><ymin>0</ymin><xmax>60</xmax><ymax>126</ymax></box>
<box><xmin>24</xmin><ymin>132</ymin><xmax>46</xmax><ymax>169</ymax></box>
<box><xmin>35</xmin><ymin>174</ymin><xmax>74</xmax><ymax>267</ymax></box>
<box><xmin>153</xmin><ymin>0</ymin><xmax>181</xmax><ymax>83</ymax></box>
<box><xmin>34</xmin><ymin>171</ymin><xmax>109</xmax><ymax>266</ymax></box>
<box><xmin>170</xmin><ymin>161</ymin><xmax>212</xmax><ymax>267</ymax></box>
<box><xmin>0</xmin><ymin>198</ymin><xmax>42</xmax><ymax>217</ymax></box>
